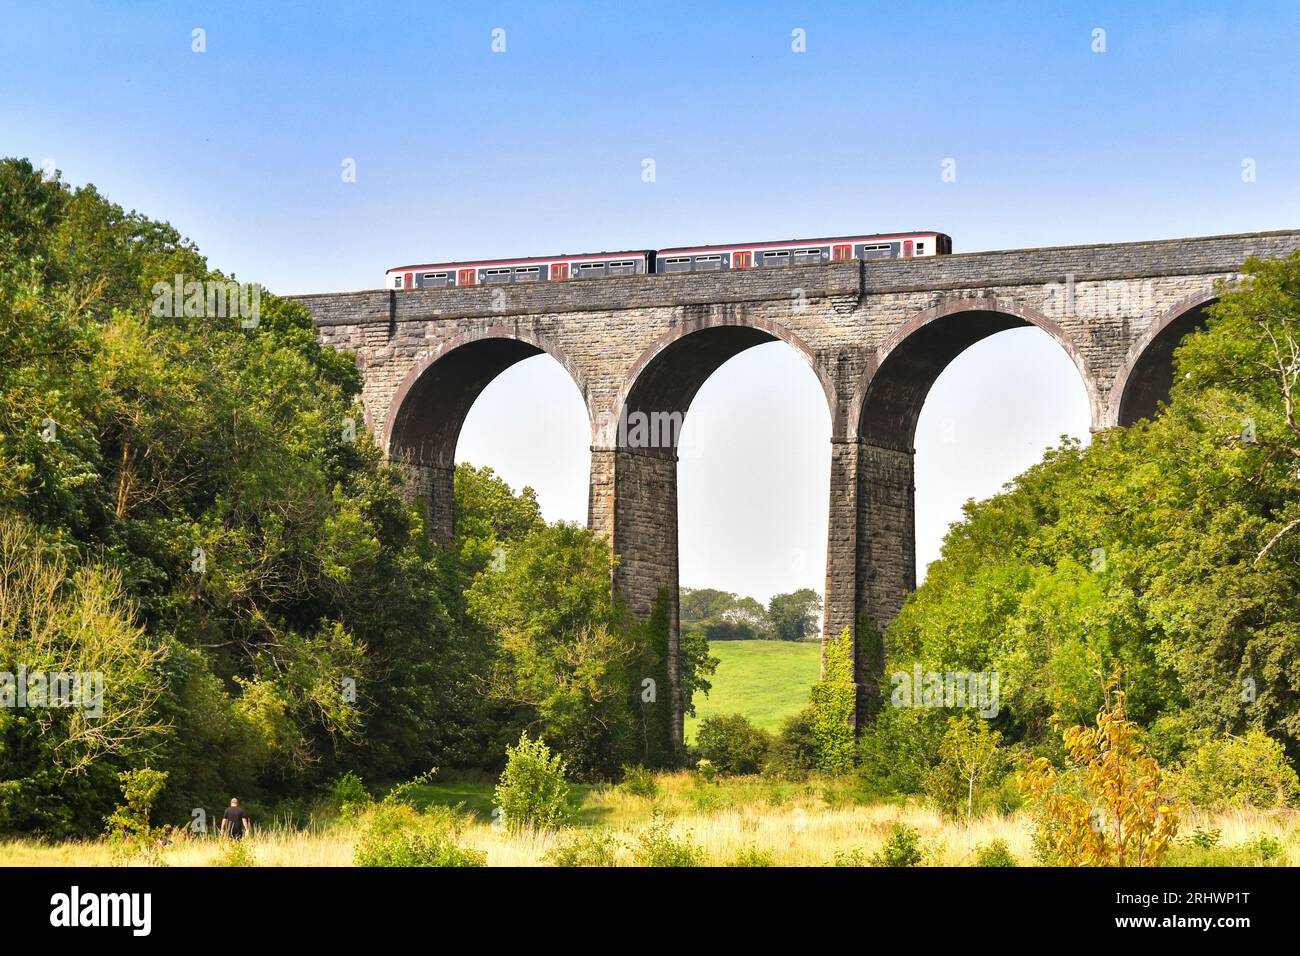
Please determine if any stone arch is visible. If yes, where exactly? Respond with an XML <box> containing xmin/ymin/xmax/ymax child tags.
<box><xmin>606</xmin><ymin>311</ymin><xmax>835</xmax><ymax>751</ymax></box>
<box><xmin>382</xmin><ymin>327</ymin><xmax>591</xmax><ymax>539</ymax></box>
<box><xmin>606</xmin><ymin>311</ymin><xmax>836</xmax><ymax>449</ymax></box>
<box><xmin>830</xmin><ymin>298</ymin><xmax>1098</xmax><ymax>724</ymax></box>
<box><xmin>383</xmin><ymin>326</ymin><xmax>591</xmax><ymax>464</ymax></box>
<box><xmin>854</xmin><ymin>297</ymin><xmax>1100</xmax><ymax>448</ymax></box>
<box><xmin>1108</xmin><ymin>290</ymin><xmax>1219</xmax><ymax>427</ymax></box>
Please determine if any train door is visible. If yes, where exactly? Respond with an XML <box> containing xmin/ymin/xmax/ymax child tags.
<box><xmin>832</xmin><ymin>244</ymin><xmax>851</xmax><ymax>261</ymax></box>
<box><xmin>551</xmin><ymin>262</ymin><xmax>569</xmax><ymax>281</ymax></box>
<box><xmin>404</xmin><ymin>272</ymin><xmax>413</xmax><ymax>289</ymax></box>
<box><xmin>457</xmin><ymin>268</ymin><xmax>477</xmax><ymax>287</ymax></box>
<box><xmin>733</xmin><ymin>251</ymin><xmax>751</xmax><ymax>270</ymax></box>
<box><xmin>902</xmin><ymin>240</ymin><xmax>914</xmax><ymax>258</ymax></box>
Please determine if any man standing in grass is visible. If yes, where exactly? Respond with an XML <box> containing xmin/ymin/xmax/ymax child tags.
<box><xmin>221</xmin><ymin>798</ymin><xmax>252</xmax><ymax>840</ymax></box>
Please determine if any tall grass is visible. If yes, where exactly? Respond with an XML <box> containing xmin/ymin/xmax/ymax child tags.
<box><xmin>4</xmin><ymin>772</ymin><xmax>1297</xmax><ymax>867</ymax></box>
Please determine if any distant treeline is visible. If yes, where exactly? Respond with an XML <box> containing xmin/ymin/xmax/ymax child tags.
<box><xmin>681</xmin><ymin>587</ymin><xmax>821</xmax><ymax>642</ymax></box>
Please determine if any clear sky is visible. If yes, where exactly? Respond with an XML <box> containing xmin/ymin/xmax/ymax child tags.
<box><xmin>5</xmin><ymin>1</ymin><xmax>1298</xmax><ymax>605</ymax></box>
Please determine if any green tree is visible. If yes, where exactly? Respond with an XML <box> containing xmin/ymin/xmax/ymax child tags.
<box><xmin>767</xmin><ymin>588</ymin><xmax>821</xmax><ymax>642</ymax></box>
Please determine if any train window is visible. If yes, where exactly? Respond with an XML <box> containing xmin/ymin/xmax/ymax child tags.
<box><xmin>694</xmin><ymin>255</ymin><xmax>722</xmax><ymax>270</ymax></box>
<box><xmin>763</xmin><ymin>250</ymin><xmax>790</xmax><ymax>263</ymax></box>
<box><xmin>608</xmin><ymin>260</ymin><xmax>636</xmax><ymax>275</ymax></box>
<box><xmin>661</xmin><ymin>257</ymin><xmax>691</xmax><ymax>273</ymax></box>
<box><xmin>793</xmin><ymin>248</ymin><xmax>822</xmax><ymax>263</ymax></box>
<box><xmin>858</xmin><ymin>244</ymin><xmax>892</xmax><ymax>259</ymax></box>
<box><xmin>484</xmin><ymin>268</ymin><xmax>512</xmax><ymax>283</ymax></box>
<box><xmin>916</xmin><ymin>243</ymin><xmax>926</xmax><ymax>255</ymax></box>
<box><xmin>514</xmin><ymin>267</ymin><xmax>541</xmax><ymax>281</ymax></box>
<box><xmin>392</xmin><ymin>276</ymin><xmax>402</xmax><ymax>289</ymax></box>
<box><xmin>577</xmin><ymin>262</ymin><xmax>607</xmax><ymax>277</ymax></box>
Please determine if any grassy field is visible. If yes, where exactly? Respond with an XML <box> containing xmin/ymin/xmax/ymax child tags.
<box><xmin>3</xmin><ymin>772</ymin><xmax>1296</xmax><ymax>867</ymax></box>
<box><xmin>685</xmin><ymin>639</ymin><xmax>822</xmax><ymax>742</ymax></box>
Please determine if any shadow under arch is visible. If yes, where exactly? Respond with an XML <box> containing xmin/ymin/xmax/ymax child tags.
<box><xmin>383</xmin><ymin>327</ymin><xmax>592</xmax><ymax>540</ymax></box>
<box><xmin>607</xmin><ymin>313</ymin><xmax>834</xmax><ymax>751</ymax></box>
<box><xmin>1109</xmin><ymin>290</ymin><xmax>1219</xmax><ymax>427</ymax></box>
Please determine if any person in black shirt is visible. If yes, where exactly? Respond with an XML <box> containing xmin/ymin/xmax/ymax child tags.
<box><xmin>221</xmin><ymin>798</ymin><xmax>251</xmax><ymax>840</ymax></box>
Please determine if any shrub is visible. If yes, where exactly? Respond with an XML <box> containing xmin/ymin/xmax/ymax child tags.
<box><xmin>353</xmin><ymin>804</ymin><xmax>485</xmax><ymax>867</ymax></box>
<box><xmin>546</xmin><ymin>829</ymin><xmax>622</xmax><ymax>867</ymax></box>
<box><xmin>833</xmin><ymin>847</ymin><xmax>870</xmax><ymax>867</ymax></box>
<box><xmin>1188</xmin><ymin>827</ymin><xmax>1221</xmax><ymax>849</ymax></box>
<box><xmin>620</xmin><ymin>765</ymin><xmax>658</xmax><ymax>798</ymax></box>
<box><xmin>856</xmin><ymin>705</ymin><xmax>945</xmax><ymax>800</ymax></box>
<box><xmin>1165</xmin><ymin>835</ymin><xmax>1286</xmax><ymax>867</ymax></box>
<box><xmin>729</xmin><ymin>845</ymin><xmax>775</xmax><ymax>867</ymax></box>
<box><xmin>494</xmin><ymin>732</ymin><xmax>571</xmax><ymax>832</ymax></box>
<box><xmin>694</xmin><ymin>758</ymin><xmax>718</xmax><ymax>783</ymax></box>
<box><xmin>924</xmin><ymin>714</ymin><xmax>1009</xmax><ymax>822</ymax></box>
<box><xmin>1174</xmin><ymin>730</ymin><xmax>1300</xmax><ymax>810</ymax></box>
<box><xmin>329</xmin><ymin>771</ymin><xmax>371</xmax><ymax>819</ymax></box>
<box><xmin>973</xmin><ymin>839</ymin><xmax>1017</xmax><ymax>867</ymax></box>
<box><xmin>695</xmin><ymin>713</ymin><xmax>771</xmax><ymax>776</ymax></box>
<box><xmin>215</xmin><ymin>839</ymin><xmax>257</xmax><ymax>868</ymax></box>
<box><xmin>764</xmin><ymin>710</ymin><xmax>819</xmax><ymax>780</ymax></box>
<box><xmin>808</xmin><ymin>628</ymin><xmax>856</xmax><ymax>774</ymax></box>
<box><xmin>633</xmin><ymin>811</ymin><xmax>705</xmax><ymax>867</ymax></box>
<box><xmin>870</xmin><ymin>823</ymin><xmax>925</xmax><ymax>867</ymax></box>
<box><xmin>105</xmin><ymin>768</ymin><xmax>169</xmax><ymax>865</ymax></box>
<box><xmin>1022</xmin><ymin>671</ymin><xmax>1179</xmax><ymax>867</ymax></box>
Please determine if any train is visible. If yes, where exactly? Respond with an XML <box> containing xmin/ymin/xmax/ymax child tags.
<box><xmin>385</xmin><ymin>231</ymin><xmax>952</xmax><ymax>290</ymax></box>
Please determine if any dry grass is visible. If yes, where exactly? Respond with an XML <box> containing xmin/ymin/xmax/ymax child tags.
<box><xmin>5</xmin><ymin>772</ymin><xmax>1298</xmax><ymax>867</ymax></box>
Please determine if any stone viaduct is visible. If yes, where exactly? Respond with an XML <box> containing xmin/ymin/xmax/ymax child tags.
<box><xmin>293</xmin><ymin>229</ymin><xmax>1300</xmax><ymax>748</ymax></box>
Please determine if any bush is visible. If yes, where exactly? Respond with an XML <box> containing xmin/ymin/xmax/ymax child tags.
<box><xmin>546</xmin><ymin>829</ymin><xmax>622</xmax><ymax>867</ymax></box>
<box><xmin>695</xmin><ymin>714</ymin><xmax>771</xmax><ymax>776</ymax></box>
<box><xmin>1022</xmin><ymin>673</ymin><xmax>1179</xmax><ymax>867</ymax></box>
<box><xmin>494</xmin><ymin>732</ymin><xmax>571</xmax><ymax>832</ymax></box>
<box><xmin>215</xmin><ymin>839</ymin><xmax>257</xmax><ymax>868</ymax></box>
<box><xmin>833</xmin><ymin>847</ymin><xmax>870</xmax><ymax>867</ymax></box>
<box><xmin>808</xmin><ymin>628</ymin><xmax>856</xmax><ymax>774</ymax></box>
<box><xmin>1174</xmin><ymin>730</ymin><xmax>1300</xmax><ymax>810</ymax></box>
<box><xmin>973</xmin><ymin>839</ymin><xmax>1017</xmax><ymax>867</ymax></box>
<box><xmin>764</xmin><ymin>710</ymin><xmax>819</xmax><ymax>780</ymax></box>
<box><xmin>870</xmin><ymin>823</ymin><xmax>925</xmax><ymax>867</ymax></box>
<box><xmin>633</xmin><ymin>811</ymin><xmax>705</xmax><ymax>867</ymax></box>
<box><xmin>924</xmin><ymin>714</ymin><xmax>1009</xmax><ymax>821</ymax></box>
<box><xmin>620</xmin><ymin>765</ymin><xmax>658</xmax><ymax>798</ymax></box>
<box><xmin>1165</xmin><ymin>835</ymin><xmax>1286</xmax><ymax>867</ymax></box>
<box><xmin>329</xmin><ymin>772</ymin><xmax>372</xmax><ymax>819</ymax></box>
<box><xmin>105</xmin><ymin>768</ymin><xmax>169</xmax><ymax>865</ymax></box>
<box><xmin>728</xmin><ymin>845</ymin><xmax>775</xmax><ymax>867</ymax></box>
<box><xmin>353</xmin><ymin>803</ymin><xmax>485</xmax><ymax>867</ymax></box>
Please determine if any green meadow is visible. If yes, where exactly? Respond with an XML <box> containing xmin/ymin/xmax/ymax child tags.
<box><xmin>685</xmin><ymin>640</ymin><xmax>822</xmax><ymax>742</ymax></box>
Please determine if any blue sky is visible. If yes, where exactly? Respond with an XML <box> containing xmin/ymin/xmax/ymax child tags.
<box><xmin>5</xmin><ymin>1</ymin><xmax>1298</xmax><ymax>604</ymax></box>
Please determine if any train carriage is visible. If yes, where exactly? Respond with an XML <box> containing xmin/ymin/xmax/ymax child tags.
<box><xmin>654</xmin><ymin>232</ymin><xmax>951</xmax><ymax>273</ymax></box>
<box><xmin>386</xmin><ymin>250</ymin><xmax>656</xmax><ymax>290</ymax></box>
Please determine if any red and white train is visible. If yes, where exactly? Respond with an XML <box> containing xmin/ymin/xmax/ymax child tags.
<box><xmin>385</xmin><ymin>231</ymin><xmax>951</xmax><ymax>290</ymax></box>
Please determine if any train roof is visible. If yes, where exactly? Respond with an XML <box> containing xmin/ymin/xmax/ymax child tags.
<box><xmin>387</xmin><ymin>249</ymin><xmax>657</xmax><ymax>272</ymax></box>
